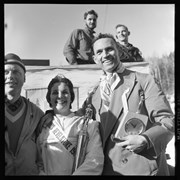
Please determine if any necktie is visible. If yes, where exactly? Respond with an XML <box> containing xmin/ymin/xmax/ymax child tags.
<box><xmin>100</xmin><ymin>73</ymin><xmax>120</xmax><ymax>110</ymax></box>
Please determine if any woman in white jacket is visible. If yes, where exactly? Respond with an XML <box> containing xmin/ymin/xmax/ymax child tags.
<box><xmin>36</xmin><ymin>74</ymin><xmax>104</xmax><ymax>175</ymax></box>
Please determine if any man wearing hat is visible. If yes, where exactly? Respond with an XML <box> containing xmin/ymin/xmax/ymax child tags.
<box><xmin>5</xmin><ymin>53</ymin><xmax>44</xmax><ymax>175</ymax></box>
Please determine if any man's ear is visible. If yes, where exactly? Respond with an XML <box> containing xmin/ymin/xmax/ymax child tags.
<box><xmin>93</xmin><ymin>55</ymin><xmax>98</xmax><ymax>64</ymax></box>
<box><xmin>128</xmin><ymin>31</ymin><xmax>130</xmax><ymax>36</ymax></box>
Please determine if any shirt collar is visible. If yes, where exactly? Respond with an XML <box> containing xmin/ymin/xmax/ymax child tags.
<box><xmin>5</xmin><ymin>96</ymin><xmax>23</xmax><ymax>112</ymax></box>
<box><xmin>84</xmin><ymin>26</ymin><xmax>96</xmax><ymax>35</ymax></box>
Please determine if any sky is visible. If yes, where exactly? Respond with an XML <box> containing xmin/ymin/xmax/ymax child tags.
<box><xmin>4</xmin><ymin>4</ymin><xmax>174</xmax><ymax>66</ymax></box>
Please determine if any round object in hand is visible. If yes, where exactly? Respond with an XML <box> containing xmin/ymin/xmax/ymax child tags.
<box><xmin>125</xmin><ymin>118</ymin><xmax>145</xmax><ymax>135</ymax></box>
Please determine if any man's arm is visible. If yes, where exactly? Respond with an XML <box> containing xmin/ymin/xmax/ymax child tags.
<box><xmin>141</xmin><ymin>74</ymin><xmax>174</xmax><ymax>157</ymax></box>
<box><xmin>129</xmin><ymin>46</ymin><xmax>144</xmax><ymax>62</ymax></box>
<box><xmin>63</xmin><ymin>29</ymin><xmax>79</xmax><ymax>65</ymax></box>
<box><xmin>72</xmin><ymin>121</ymin><xmax>104</xmax><ymax>175</ymax></box>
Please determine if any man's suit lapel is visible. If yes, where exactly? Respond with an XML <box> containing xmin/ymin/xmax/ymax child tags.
<box><xmin>103</xmin><ymin>71</ymin><xmax>137</xmax><ymax>147</ymax></box>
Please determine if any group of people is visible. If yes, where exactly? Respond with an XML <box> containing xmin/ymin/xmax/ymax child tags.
<box><xmin>63</xmin><ymin>10</ymin><xmax>144</xmax><ymax>65</ymax></box>
<box><xmin>5</xmin><ymin>53</ymin><xmax>104</xmax><ymax>175</ymax></box>
<box><xmin>5</xmin><ymin>9</ymin><xmax>174</xmax><ymax>176</ymax></box>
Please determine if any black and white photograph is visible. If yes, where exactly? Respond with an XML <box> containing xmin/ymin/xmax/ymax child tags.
<box><xmin>5</xmin><ymin>4</ymin><xmax>175</xmax><ymax>176</ymax></box>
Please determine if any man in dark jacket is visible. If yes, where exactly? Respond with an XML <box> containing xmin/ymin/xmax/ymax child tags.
<box><xmin>5</xmin><ymin>53</ymin><xmax>44</xmax><ymax>175</ymax></box>
<box><xmin>115</xmin><ymin>24</ymin><xmax>144</xmax><ymax>62</ymax></box>
<box><xmin>63</xmin><ymin>10</ymin><xmax>98</xmax><ymax>65</ymax></box>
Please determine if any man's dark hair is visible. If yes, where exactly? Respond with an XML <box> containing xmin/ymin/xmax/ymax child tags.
<box><xmin>84</xmin><ymin>10</ymin><xmax>98</xmax><ymax>19</ymax></box>
<box><xmin>92</xmin><ymin>33</ymin><xmax>117</xmax><ymax>46</ymax></box>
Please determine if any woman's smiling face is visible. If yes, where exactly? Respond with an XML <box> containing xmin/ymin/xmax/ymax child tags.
<box><xmin>50</xmin><ymin>82</ymin><xmax>71</xmax><ymax>115</ymax></box>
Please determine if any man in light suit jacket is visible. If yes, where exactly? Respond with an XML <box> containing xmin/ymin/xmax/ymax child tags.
<box><xmin>78</xmin><ymin>33</ymin><xmax>174</xmax><ymax>175</ymax></box>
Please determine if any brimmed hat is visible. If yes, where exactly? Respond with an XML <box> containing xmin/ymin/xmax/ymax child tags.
<box><xmin>5</xmin><ymin>53</ymin><xmax>26</xmax><ymax>73</ymax></box>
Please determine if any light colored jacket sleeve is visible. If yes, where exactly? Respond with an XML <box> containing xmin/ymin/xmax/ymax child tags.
<box><xmin>72</xmin><ymin>120</ymin><xmax>104</xmax><ymax>175</ymax></box>
<box><xmin>141</xmin><ymin>74</ymin><xmax>174</xmax><ymax>157</ymax></box>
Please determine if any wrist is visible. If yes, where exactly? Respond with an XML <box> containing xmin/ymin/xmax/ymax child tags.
<box><xmin>140</xmin><ymin>134</ymin><xmax>150</xmax><ymax>149</ymax></box>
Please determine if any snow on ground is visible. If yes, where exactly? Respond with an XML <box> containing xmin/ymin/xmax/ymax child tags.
<box><xmin>165</xmin><ymin>94</ymin><xmax>175</xmax><ymax>167</ymax></box>
<box><xmin>166</xmin><ymin>136</ymin><xmax>175</xmax><ymax>167</ymax></box>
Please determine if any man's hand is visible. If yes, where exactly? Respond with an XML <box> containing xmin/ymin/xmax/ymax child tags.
<box><xmin>116</xmin><ymin>135</ymin><xmax>148</xmax><ymax>153</ymax></box>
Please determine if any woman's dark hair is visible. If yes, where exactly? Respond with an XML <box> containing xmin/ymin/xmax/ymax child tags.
<box><xmin>46</xmin><ymin>74</ymin><xmax>75</xmax><ymax>109</ymax></box>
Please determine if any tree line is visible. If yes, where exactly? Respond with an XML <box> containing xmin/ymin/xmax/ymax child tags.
<box><xmin>146</xmin><ymin>52</ymin><xmax>174</xmax><ymax>96</ymax></box>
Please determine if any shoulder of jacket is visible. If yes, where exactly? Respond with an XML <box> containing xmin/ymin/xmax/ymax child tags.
<box><xmin>72</xmin><ymin>29</ymin><xmax>84</xmax><ymax>34</ymax></box>
<box><xmin>36</xmin><ymin>112</ymin><xmax>54</xmax><ymax>136</ymax></box>
<box><xmin>22</xmin><ymin>97</ymin><xmax>44</xmax><ymax>115</ymax></box>
<box><xmin>134</xmin><ymin>46</ymin><xmax>140</xmax><ymax>52</ymax></box>
<box><xmin>42</xmin><ymin>111</ymin><xmax>54</xmax><ymax>120</ymax></box>
<box><xmin>71</xmin><ymin>29</ymin><xmax>85</xmax><ymax>39</ymax></box>
<box><xmin>135</xmin><ymin>71</ymin><xmax>154</xmax><ymax>88</ymax></box>
<box><xmin>135</xmin><ymin>71</ymin><xmax>149</xmax><ymax>80</ymax></box>
<box><xmin>128</xmin><ymin>43</ymin><xmax>139</xmax><ymax>50</ymax></box>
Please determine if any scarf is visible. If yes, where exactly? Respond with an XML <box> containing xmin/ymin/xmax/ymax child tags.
<box><xmin>100</xmin><ymin>62</ymin><xmax>125</xmax><ymax>110</ymax></box>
